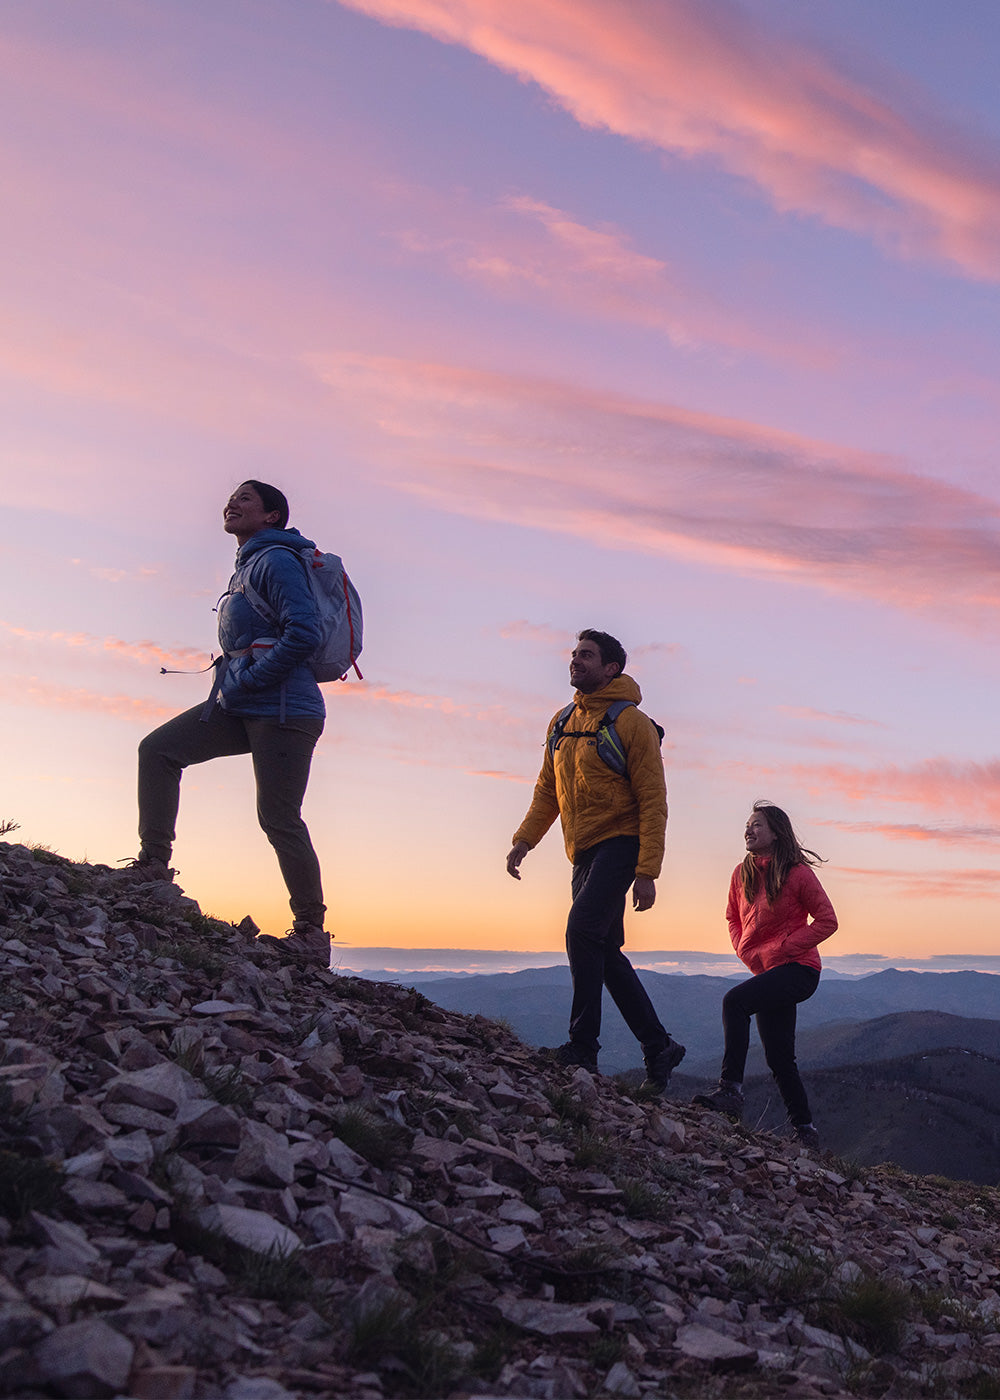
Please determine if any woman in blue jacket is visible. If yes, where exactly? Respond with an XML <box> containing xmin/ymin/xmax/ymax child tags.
<box><xmin>134</xmin><ymin>481</ymin><xmax>329</xmax><ymax>966</ymax></box>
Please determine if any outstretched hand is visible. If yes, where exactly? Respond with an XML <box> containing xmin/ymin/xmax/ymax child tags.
<box><xmin>506</xmin><ymin>841</ymin><xmax>530</xmax><ymax>880</ymax></box>
<box><xmin>632</xmin><ymin>876</ymin><xmax>656</xmax><ymax>912</ymax></box>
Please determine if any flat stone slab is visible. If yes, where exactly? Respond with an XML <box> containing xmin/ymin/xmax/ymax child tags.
<box><xmin>35</xmin><ymin>1317</ymin><xmax>135</xmax><ymax>1396</ymax></box>
<box><xmin>199</xmin><ymin>1204</ymin><xmax>300</xmax><ymax>1256</ymax></box>
<box><xmin>496</xmin><ymin>1297</ymin><xmax>601</xmax><ymax>1338</ymax></box>
<box><xmin>675</xmin><ymin>1323</ymin><xmax>758</xmax><ymax>1370</ymax></box>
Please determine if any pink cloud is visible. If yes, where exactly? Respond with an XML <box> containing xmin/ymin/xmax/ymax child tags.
<box><xmin>339</xmin><ymin>0</ymin><xmax>1000</xmax><ymax>279</ymax></box>
<box><xmin>310</xmin><ymin>352</ymin><xmax>1000</xmax><ymax>622</ymax></box>
<box><xmin>820</xmin><ymin>819</ymin><xmax>1000</xmax><ymax>849</ymax></box>
<box><xmin>838</xmin><ymin>866</ymin><xmax>1000</xmax><ymax>898</ymax></box>
<box><xmin>395</xmin><ymin>194</ymin><xmax>827</xmax><ymax>362</ymax></box>
<box><xmin>0</xmin><ymin>623</ymin><xmax>209</xmax><ymax>674</ymax></box>
<box><xmin>779</xmin><ymin>757</ymin><xmax>1000</xmax><ymax>824</ymax></box>
<box><xmin>499</xmin><ymin>620</ymin><xmax>566</xmax><ymax>648</ymax></box>
<box><xmin>778</xmin><ymin>706</ymin><xmax>886</xmax><ymax>729</ymax></box>
<box><xmin>0</xmin><ymin>676</ymin><xmax>173</xmax><ymax>722</ymax></box>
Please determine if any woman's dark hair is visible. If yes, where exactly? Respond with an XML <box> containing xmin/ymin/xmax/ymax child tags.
<box><xmin>577</xmin><ymin>629</ymin><xmax>626</xmax><ymax>676</ymax></box>
<box><xmin>241</xmin><ymin>480</ymin><xmax>289</xmax><ymax>530</ymax></box>
<box><xmin>740</xmin><ymin>799</ymin><xmax>825</xmax><ymax>904</ymax></box>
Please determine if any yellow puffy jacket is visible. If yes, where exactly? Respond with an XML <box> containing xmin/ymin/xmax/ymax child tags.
<box><xmin>513</xmin><ymin>675</ymin><xmax>667</xmax><ymax>878</ymax></box>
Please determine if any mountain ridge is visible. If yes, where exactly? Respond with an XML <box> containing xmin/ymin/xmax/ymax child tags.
<box><xmin>3</xmin><ymin>839</ymin><xmax>1000</xmax><ymax>1397</ymax></box>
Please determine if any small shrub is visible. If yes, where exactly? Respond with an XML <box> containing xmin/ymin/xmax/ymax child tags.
<box><xmin>824</xmin><ymin>1272</ymin><xmax>913</xmax><ymax>1354</ymax></box>
<box><xmin>549</xmin><ymin>1243</ymin><xmax>631</xmax><ymax>1304</ymax></box>
<box><xmin>171</xmin><ymin>1042</ymin><xmax>205</xmax><ymax>1077</ymax></box>
<box><xmin>618</xmin><ymin>1177</ymin><xmax>671</xmax><ymax>1221</ymax></box>
<box><xmin>588</xmin><ymin>1332</ymin><xmax>626</xmax><ymax>1369</ymax></box>
<box><xmin>334</xmin><ymin>1108</ymin><xmax>409</xmax><ymax>1169</ymax></box>
<box><xmin>153</xmin><ymin>936</ymin><xmax>225</xmax><ymax>978</ymax></box>
<box><xmin>0</xmin><ymin>820</ymin><xmax>20</xmax><ymax>837</ymax></box>
<box><xmin>0</xmin><ymin>1149</ymin><xmax>62</xmax><ymax>1221</ymax></box>
<box><xmin>204</xmin><ymin>1064</ymin><xmax>255</xmax><ymax>1110</ymax></box>
<box><xmin>545</xmin><ymin>1088</ymin><xmax>591</xmax><ymax>1129</ymax></box>
<box><xmin>920</xmin><ymin>1289</ymin><xmax>987</xmax><ymax>1338</ymax></box>
<box><xmin>729</xmin><ymin>1239</ymin><xmax>832</xmax><ymax>1303</ymax></box>
<box><xmin>572</xmin><ymin>1129</ymin><xmax>615</xmax><ymax>1170</ymax></box>
<box><xmin>961</xmin><ymin>1369</ymin><xmax>1000</xmax><ymax>1399</ymax></box>
<box><xmin>27</xmin><ymin>844</ymin><xmax>63</xmax><ymax>865</ymax></box>
<box><xmin>346</xmin><ymin>1298</ymin><xmax>463</xmax><ymax>1398</ymax></box>
<box><xmin>233</xmin><ymin>1244</ymin><xmax>316</xmax><ymax>1305</ymax></box>
<box><xmin>471</xmin><ymin>1324</ymin><xmax>518</xmax><ymax>1381</ymax></box>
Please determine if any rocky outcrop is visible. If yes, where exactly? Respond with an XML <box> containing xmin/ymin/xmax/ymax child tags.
<box><xmin>1</xmin><ymin>839</ymin><xmax>999</xmax><ymax>1398</ymax></box>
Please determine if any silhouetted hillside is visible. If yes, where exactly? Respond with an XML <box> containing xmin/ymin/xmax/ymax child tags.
<box><xmin>744</xmin><ymin>1048</ymin><xmax>1000</xmax><ymax>1184</ymax></box>
<box><xmin>694</xmin><ymin>1009</ymin><xmax>1000</xmax><ymax>1082</ymax></box>
<box><xmin>411</xmin><ymin>966</ymin><xmax>1000</xmax><ymax>1074</ymax></box>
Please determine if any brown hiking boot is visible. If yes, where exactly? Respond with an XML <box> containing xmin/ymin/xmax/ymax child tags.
<box><xmin>117</xmin><ymin>854</ymin><xmax>176</xmax><ymax>883</ymax></box>
<box><xmin>257</xmin><ymin>922</ymin><xmax>331</xmax><ymax>968</ymax></box>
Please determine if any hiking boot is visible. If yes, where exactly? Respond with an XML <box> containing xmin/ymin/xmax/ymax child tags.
<box><xmin>692</xmin><ymin>1081</ymin><xmax>745</xmax><ymax>1122</ymax></box>
<box><xmin>641</xmin><ymin>1037</ymin><xmax>686</xmax><ymax>1092</ymax></box>
<box><xmin>256</xmin><ymin>922</ymin><xmax>331</xmax><ymax>968</ymax></box>
<box><xmin>794</xmin><ymin>1123</ymin><xmax>820</xmax><ymax>1150</ymax></box>
<box><xmin>117</xmin><ymin>854</ymin><xmax>175</xmax><ymax>883</ymax></box>
<box><xmin>539</xmin><ymin>1042</ymin><xmax>598</xmax><ymax>1073</ymax></box>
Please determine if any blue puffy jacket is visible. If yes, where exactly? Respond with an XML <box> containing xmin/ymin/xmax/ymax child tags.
<box><xmin>215</xmin><ymin>527</ymin><xmax>325</xmax><ymax>720</ymax></box>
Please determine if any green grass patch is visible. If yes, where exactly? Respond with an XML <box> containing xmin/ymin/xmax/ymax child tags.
<box><xmin>346</xmin><ymin>1297</ymin><xmax>463</xmax><ymax>1398</ymax></box>
<box><xmin>0</xmin><ymin>1149</ymin><xmax>63</xmax><ymax>1222</ymax></box>
<box><xmin>618</xmin><ymin>1177</ymin><xmax>672</xmax><ymax>1221</ymax></box>
<box><xmin>333</xmin><ymin>1107</ymin><xmax>410</xmax><ymax>1169</ymax></box>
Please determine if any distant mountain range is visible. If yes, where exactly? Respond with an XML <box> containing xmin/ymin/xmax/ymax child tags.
<box><xmin>409</xmin><ymin>966</ymin><xmax>1000</xmax><ymax>1183</ymax></box>
<box><xmin>408</xmin><ymin>965</ymin><xmax>1000</xmax><ymax>1073</ymax></box>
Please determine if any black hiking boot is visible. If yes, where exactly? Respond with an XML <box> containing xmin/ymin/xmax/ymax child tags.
<box><xmin>692</xmin><ymin>1080</ymin><xmax>745</xmax><ymax>1122</ymax></box>
<box><xmin>641</xmin><ymin>1037</ymin><xmax>687</xmax><ymax>1093</ymax></box>
<box><xmin>794</xmin><ymin>1123</ymin><xmax>820</xmax><ymax>1150</ymax></box>
<box><xmin>539</xmin><ymin>1041</ymin><xmax>598</xmax><ymax>1073</ymax></box>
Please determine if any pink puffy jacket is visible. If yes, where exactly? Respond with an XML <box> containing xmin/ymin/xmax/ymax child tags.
<box><xmin>726</xmin><ymin>858</ymin><xmax>837</xmax><ymax>976</ymax></box>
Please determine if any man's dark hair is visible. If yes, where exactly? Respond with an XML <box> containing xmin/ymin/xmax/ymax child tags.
<box><xmin>242</xmin><ymin>480</ymin><xmax>290</xmax><ymax>530</ymax></box>
<box><xmin>577</xmin><ymin>629</ymin><xmax>626</xmax><ymax>676</ymax></box>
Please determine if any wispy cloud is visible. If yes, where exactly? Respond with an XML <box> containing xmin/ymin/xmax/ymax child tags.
<box><xmin>340</xmin><ymin>0</ymin><xmax>1000</xmax><ymax>279</ymax></box>
<box><xmin>838</xmin><ymin>865</ymin><xmax>1000</xmax><ymax>898</ymax></box>
<box><xmin>778</xmin><ymin>706</ymin><xmax>887</xmax><ymax>729</ymax></box>
<box><xmin>499</xmin><ymin>620</ymin><xmax>566</xmax><ymax>648</ymax></box>
<box><xmin>782</xmin><ymin>758</ymin><xmax>1000</xmax><ymax>823</ymax></box>
<box><xmin>310</xmin><ymin>352</ymin><xmax>1000</xmax><ymax>621</ymax></box>
<box><xmin>0</xmin><ymin>623</ymin><xmax>209</xmax><ymax>673</ymax></box>
<box><xmin>821</xmin><ymin>819</ymin><xmax>1000</xmax><ymax>849</ymax></box>
<box><xmin>0</xmin><ymin>676</ymin><xmax>173</xmax><ymax>722</ymax></box>
<box><xmin>395</xmin><ymin>194</ymin><xmax>827</xmax><ymax>361</ymax></box>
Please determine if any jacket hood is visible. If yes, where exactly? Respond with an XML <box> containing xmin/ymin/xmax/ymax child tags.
<box><xmin>574</xmin><ymin>673</ymin><xmax>642</xmax><ymax>710</ymax></box>
<box><xmin>235</xmin><ymin>526</ymin><xmax>317</xmax><ymax>565</ymax></box>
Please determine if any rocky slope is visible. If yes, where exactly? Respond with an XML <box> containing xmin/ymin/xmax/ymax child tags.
<box><xmin>2</xmin><ymin>840</ymin><xmax>1000</xmax><ymax>1399</ymax></box>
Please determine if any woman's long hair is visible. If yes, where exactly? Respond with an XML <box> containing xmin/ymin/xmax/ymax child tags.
<box><xmin>740</xmin><ymin>799</ymin><xmax>825</xmax><ymax>904</ymax></box>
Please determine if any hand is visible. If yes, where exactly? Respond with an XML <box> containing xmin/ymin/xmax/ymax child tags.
<box><xmin>506</xmin><ymin>841</ymin><xmax>530</xmax><ymax>879</ymax></box>
<box><xmin>632</xmin><ymin>876</ymin><xmax>656</xmax><ymax>912</ymax></box>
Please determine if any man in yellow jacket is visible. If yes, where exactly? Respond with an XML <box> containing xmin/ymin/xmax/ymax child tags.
<box><xmin>506</xmin><ymin>630</ymin><xmax>685</xmax><ymax>1090</ymax></box>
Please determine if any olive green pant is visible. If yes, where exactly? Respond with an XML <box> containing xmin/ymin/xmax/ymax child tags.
<box><xmin>138</xmin><ymin>703</ymin><xmax>325</xmax><ymax>926</ymax></box>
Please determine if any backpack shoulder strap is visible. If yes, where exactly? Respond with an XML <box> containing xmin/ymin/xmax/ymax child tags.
<box><xmin>601</xmin><ymin>699</ymin><xmax>636</xmax><ymax>725</ymax></box>
<box><xmin>233</xmin><ymin>544</ymin><xmax>307</xmax><ymax>626</ymax></box>
<box><xmin>546</xmin><ymin>703</ymin><xmax>577</xmax><ymax>760</ymax></box>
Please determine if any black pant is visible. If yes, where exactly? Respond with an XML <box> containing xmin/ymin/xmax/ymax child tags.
<box><xmin>138</xmin><ymin>704</ymin><xmax>326</xmax><ymax>926</ymax></box>
<box><xmin>566</xmin><ymin>835</ymin><xmax>669</xmax><ymax>1057</ymax></box>
<box><xmin>721</xmin><ymin>963</ymin><xmax>820</xmax><ymax>1126</ymax></box>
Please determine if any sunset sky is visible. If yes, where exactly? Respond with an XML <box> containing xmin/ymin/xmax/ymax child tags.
<box><xmin>4</xmin><ymin>1</ymin><xmax>1000</xmax><ymax>967</ymax></box>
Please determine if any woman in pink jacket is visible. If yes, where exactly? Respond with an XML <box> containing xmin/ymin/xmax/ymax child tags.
<box><xmin>693</xmin><ymin>801</ymin><xmax>837</xmax><ymax>1148</ymax></box>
